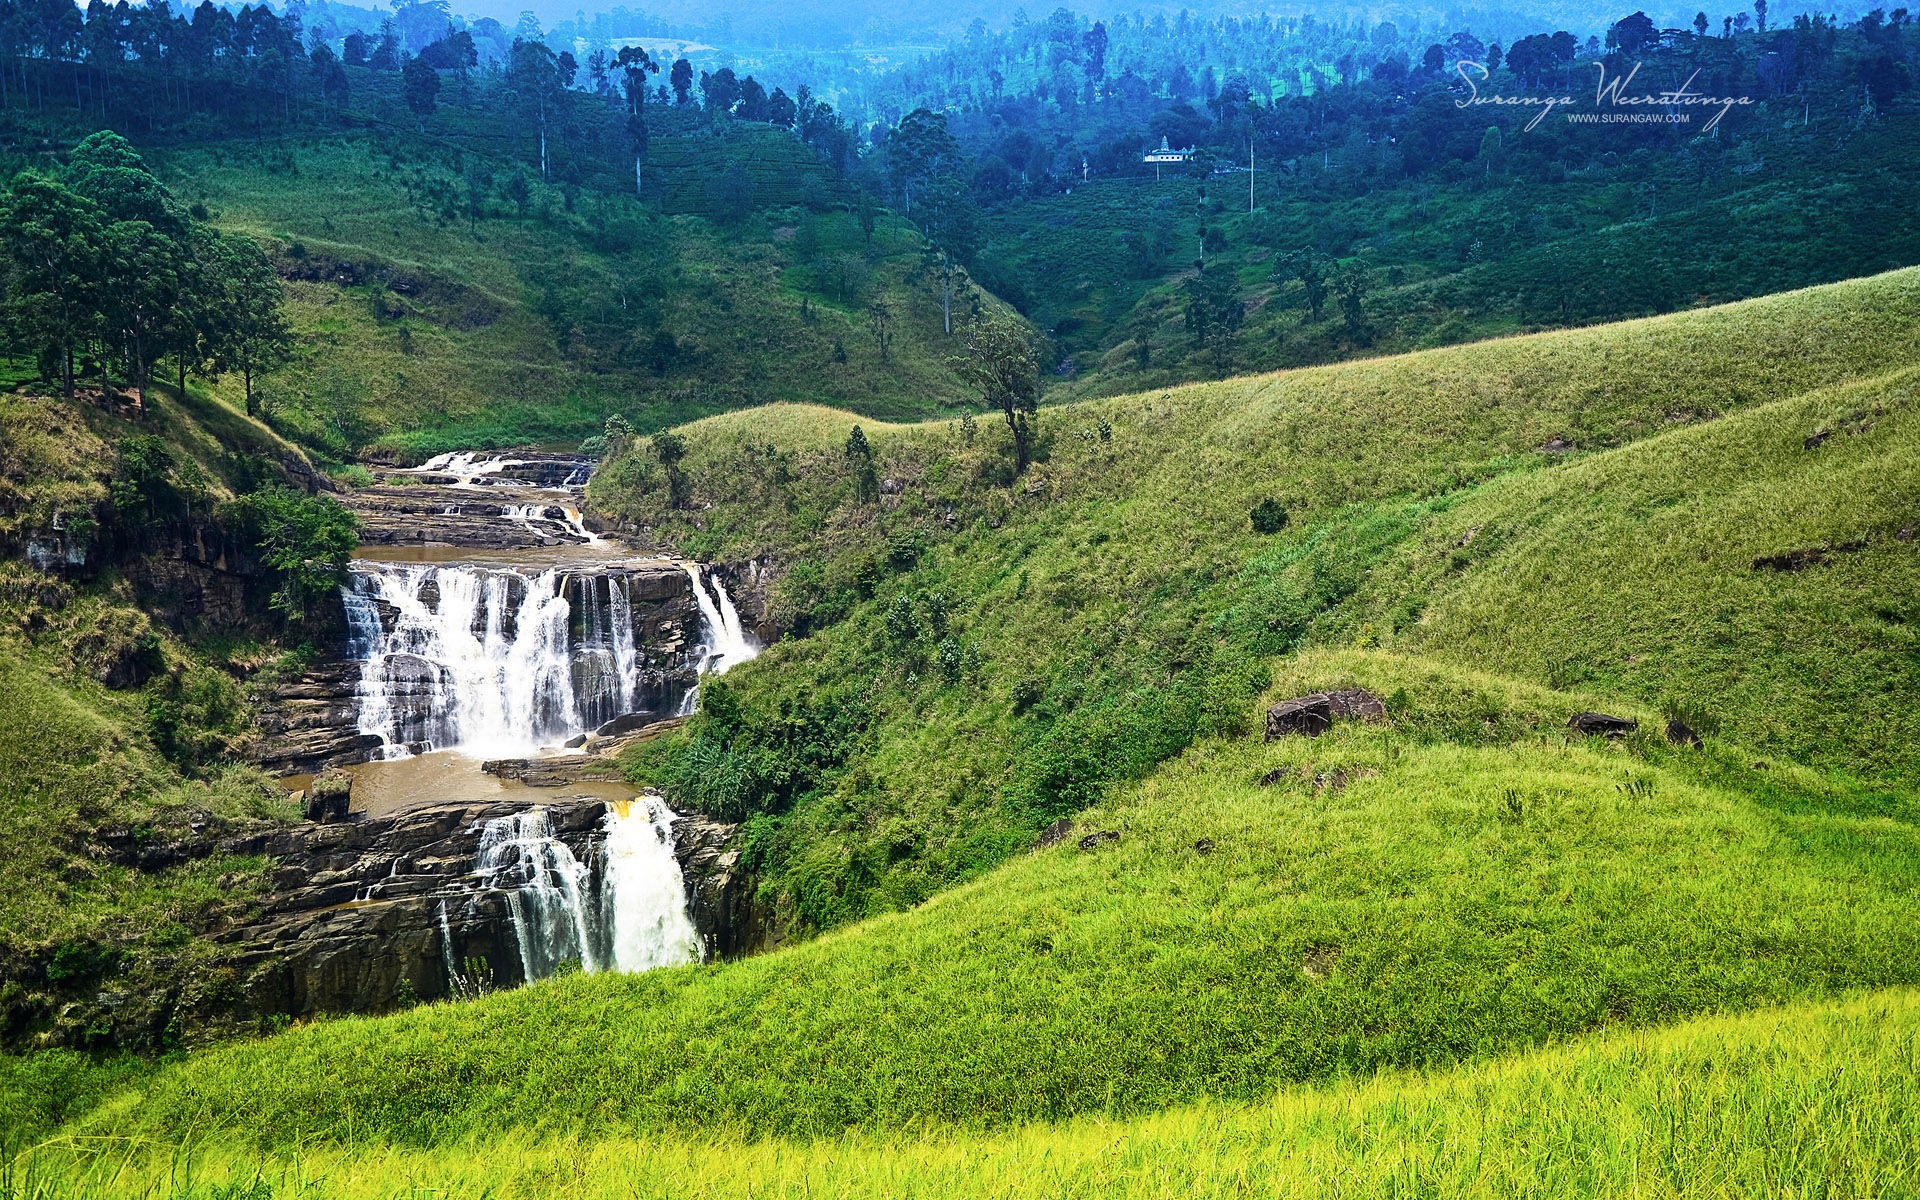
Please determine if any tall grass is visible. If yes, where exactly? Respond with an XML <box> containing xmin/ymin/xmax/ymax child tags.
<box><xmin>20</xmin><ymin>989</ymin><xmax>1920</xmax><ymax>1198</ymax></box>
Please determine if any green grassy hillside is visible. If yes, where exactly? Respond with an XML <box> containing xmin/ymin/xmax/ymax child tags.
<box><xmin>22</xmin><ymin>990</ymin><xmax>1920</xmax><ymax>1198</ymax></box>
<box><xmin>586</xmin><ymin>267</ymin><xmax>1920</xmax><ymax>932</ymax></box>
<box><xmin>30</xmin><ymin>651</ymin><xmax>1920</xmax><ymax>1168</ymax></box>
<box><xmin>1350</xmin><ymin>365</ymin><xmax>1920</xmax><ymax>784</ymax></box>
<box><xmin>157</xmin><ymin>135</ymin><xmax>1002</xmax><ymax>459</ymax></box>
<box><xmin>8</xmin><ymin>266</ymin><xmax>1920</xmax><ymax>1200</ymax></box>
<box><xmin>0</xmin><ymin>384</ymin><xmax>312</xmax><ymax>1050</ymax></box>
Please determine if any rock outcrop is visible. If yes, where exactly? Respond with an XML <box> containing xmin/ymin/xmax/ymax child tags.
<box><xmin>1264</xmin><ymin>688</ymin><xmax>1388</xmax><ymax>740</ymax></box>
<box><xmin>674</xmin><ymin>814</ymin><xmax>780</xmax><ymax>960</ymax></box>
<box><xmin>1568</xmin><ymin>712</ymin><xmax>1639</xmax><ymax>738</ymax></box>
<box><xmin>9</xmin><ymin>792</ymin><xmax>772</xmax><ymax>1049</ymax></box>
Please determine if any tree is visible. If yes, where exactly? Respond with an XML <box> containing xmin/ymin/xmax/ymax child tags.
<box><xmin>867</xmin><ymin>299</ymin><xmax>895</xmax><ymax>363</ymax></box>
<box><xmin>1083</xmin><ymin>21</ymin><xmax>1109</xmax><ymax>79</ymax></box>
<box><xmin>670</xmin><ymin>56</ymin><xmax>693</xmax><ymax>104</ymax></box>
<box><xmin>1607</xmin><ymin>11</ymin><xmax>1657</xmax><ymax>55</ymax></box>
<box><xmin>951</xmin><ymin>316</ymin><xmax>1039</xmax><ymax>475</ymax></box>
<box><xmin>888</xmin><ymin>108</ymin><xmax>962</xmax><ymax>219</ymax></box>
<box><xmin>1184</xmin><ymin>261</ymin><xmax>1243</xmax><ymax>373</ymax></box>
<box><xmin>651</xmin><ymin>429</ymin><xmax>690</xmax><ymax>507</ymax></box>
<box><xmin>508</xmin><ymin>38</ymin><xmax>565</xmax><ymax>180</ymax></box>
<box><xmin>98</xmin><ymin>217</ymin><xmax>183</xmax><ymax>406</ymax></box>
<box><xmin>205</xmin><ymin>235</ymin><xmax>293</xmax><ymax>417</ymax></box>
<box><xmin>615</xmin><ymin>46</ymin><xmax>659</xmax><ymax>197</ymax></box>
<box><xmin>402</xmin><ymin>56</ymin><xmax>439</xmax><ymax>131</ymax></box>
<box><xmin>243</xmin><ymin>487</ymin><xmax>359</xmax><ymax>623</ymax></box>
<box><xmin>0</xmin><ymin>174</ymin><xmax>105</xmax><ymax>397</ymax></box>
<box><xmin>1278</xmin><ymin>249</ymin><xmax>1330</xmax><ymax>321</ymax></box>
<box><xmin>844</xmin><ymin>425</ymin><xmax>879</xmax><ymax>503</ymax></box>
<box><xmin>1331</xmin><ymin>259</ymin><xmax>1371</xmax><ymax>345</ymax></box>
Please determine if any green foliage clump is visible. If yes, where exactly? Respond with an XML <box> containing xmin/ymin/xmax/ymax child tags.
<box><xmin>1248</xmin><ymin>498</ymin><xmax>1287</xmax><ymax>534</ymax></box>
<box><xmin>226</xmin><ymin>488</ymin><xmax>358</xmax><ymax>623</ymax></box>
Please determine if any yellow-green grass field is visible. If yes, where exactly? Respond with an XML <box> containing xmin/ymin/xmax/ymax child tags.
<box><xmin>16</xmin><ymin>989</ymin><xmax>1920</xmax><ymax>1198</ymax></box>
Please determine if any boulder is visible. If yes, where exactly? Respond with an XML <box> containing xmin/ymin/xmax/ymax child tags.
<box><xmin>1665</xmin><ymin>718</ymin><xmax>1703</xmax><ymax>748</ymax></box>
<box><xmin>1077</xmin><ymin>830</ymin><xmax>1120</xmax><ymax>851</ymax></box>
<box><xmin>306</xmin><ymin>771</ymin><xmax>353</xmax><ymax>822</ymax></box>
<box><xmin>1264</xmin><ymin>688</ymin><xmax>1386</xmax><ymax>740</ymax></box>
<box><xmin>1568</xmin><ymin>712</ymin><xmax>1638</xmax><ymax>738</ymax></box>
<box><xmin>595</xmin><ymin>711</ymin><xmax>660</xmax><ymax>738</ymax></box>
<box><xmin>1033</xmin><ymin>818</ymin><xmax>1074</xmax><ymax>850</ymax></box>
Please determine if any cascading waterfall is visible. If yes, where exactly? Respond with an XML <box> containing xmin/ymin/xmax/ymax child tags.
<box><xmin>456</xmin><ymin>799</ymin><xmax>700</xmax><ymax>985</ymax></box>
<box><xmin>477</xmin><ymin>810</ymin><xmax>601</xmax><ymax>979</ymax></box>
<box><xmin>600</xmin><ymin>795</ymin><xmax>702</xmax><ymax>972</ymax></box>
<box><xmin>343</xmin><ymin>563</ymin><xmax>675</xmax><ymax>758</ymax></box>
<box><xmin>677</xmin><ymin>565</ymin><xmax>762</xmax><ymax>715</ymax></box>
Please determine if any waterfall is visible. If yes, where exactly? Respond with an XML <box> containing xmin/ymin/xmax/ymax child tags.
<box><xmin>477</xmin><ymin>810</ymin><xmax>601</xmax><ymax>979</ymax></box>
<box><xmin>343</xmin><ymin>563</ymin><xmax>668</xmax><ymax>757</ymax></box>
<box><xmin>683</xmin><ymin>565</ymin><xmax>761</xmax><ymax>677</ymax></box>
<box><xmin>601</xmin><ymin>796</ymin><xmax>702</xmax><ymax>972</ymax></box>
<box><xmin>465</xmin><ymin>800</ymin><xmax>700</xmax><ymax>988</ymax></box>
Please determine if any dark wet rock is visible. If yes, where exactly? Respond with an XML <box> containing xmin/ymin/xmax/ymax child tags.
<box><xmin>596</xmin><ymin>711</ymin><xmax>665</xmax><ymax>738</ymax></box>
<box><xmin>563</xmin><ymin>733</ymin><xmax>588</xmax><ymax>749</ymax></box>
<box><xmin>1077</xmin><ymin>830</ymin><xmax>1120</xmax><ymax>851</ymax></box>
<box><xmin>1569</xmin><ymin>712</ymin><xmax>1638</xmax><ymax>738</ymax></box>
<box><xmin>1540</xmin><ymin>437</ymin><xmax>1574</xmax><ymax>453</ymax></box>
<box><xmin>1804</xmin><ymin>428</ymin><xmax>1832</xmax><ymax>450</ymax></box>
<box><xmin>305</xmin><ymin>771</ymin><xmax>353</xmax><ymax>822</ymax></box>
<box><xmin>1033</xmin><ymin>818</ymin><xmax>1074</xmax><ymax>849</ymax></box>
<box><xmin>13</xmin><ymin>791</ymin><xmax>770</xmax><ymax>1050</ymax></box>
<box><xmin>1258</xmin><ymin>768</ymin><xmax>1290</xmax><ymax>786</ymax></box>
<box><xmin>1264</xmin><ymin>688</ymin><xmax>1387</xmax><ymax>740</ymax></box>
<box><xmin>673</xmin><ymin>813</ymin><xmax>780</xmax><ymax>960</ymax></box>
<box><xmin>1193</xmin><ymin>838</ymin><xmax>1215</xmax><ymax>855</ymax></box>
<box><xmin>1665</xmin><ymin>718</ymin><xmax>1703</xmax><ymax>748</ymax></box>
<box><xmin>481</xmin><ymin>757</ymin><xmax>623</xmax><ymax>787</ymax></box>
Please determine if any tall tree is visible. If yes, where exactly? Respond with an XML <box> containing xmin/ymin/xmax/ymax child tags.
<box><xmin>0</xmin><ymin>175</ymin><xmax>105</xmax><ymax>397</ymax></box>
<box><xmin>205</xmin><ymin>235</ymin><xmax>293</xmax><ymax>417</ymax></box>
<box><xmin>951</xmin><ymin>316</ymin><xmax>1040</xmax><ymax>474</ymax></box>
<box><xmin>401</xmin><ymin>56</ymin><xmax>439</xmax><ymax>132</ymax></box>
<box><xmin>508</xmin><ymin>38</ymin><xmax>565</xmax><ymax>180</ymax></box>
<box><xmin>615</xmin><ymin>45</ymin><xmax>658</xmax><ymax>197</ymax></box>
<box><xmin>1184</xmin><ymin>261</ymin><xmax>1243</xmax><ymax>374</ymax></box>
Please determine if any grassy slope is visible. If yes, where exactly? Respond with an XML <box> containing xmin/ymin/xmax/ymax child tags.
<box><xmin>160</xmin><ymin>136</ymin><xmax>1000</xmax><ymax>458</ymax></box>
<box><xmin>586</xmin><ymin>267</ymin><xmax>1920</xmax><ymax>931</ymax></box>
<box><xmin>57</xmin><ymin>653</ymin><xmax>1920</xmax><ymax>1150</ymax></box>
<box><xmin>0</xmin><ymin>386</ymin><xmax>301</xmax><ymax>981</ymax></box>
<box><xmin>10</xmin><ymin>270</ymin><xmax>1920</xmax><ymax>1198</ymax></box>
<box><xmin>24</xmin><ymin>990</ymin><xmax>1920</xmax><ymax>1197</ymax></box>
<box><xmin>1349</xmin><ymin>364</ymin><xmax>1920</xmax><ymax>783</ymax></box>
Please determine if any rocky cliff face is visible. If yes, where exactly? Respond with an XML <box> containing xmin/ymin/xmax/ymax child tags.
<box><xmin>7</xmin><ymin>794</ymin><xmax>771</xmax><ymax>1049</ymax></box>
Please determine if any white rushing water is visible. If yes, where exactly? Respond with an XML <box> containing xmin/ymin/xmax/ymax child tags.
<box><xmin>477</xmin><ymin>809</ymin><xmax>602</xmax><ymax>979</ymax></box>
<box><xmin>683</xmin><ymin>564</ymin><xmax>761</xmax><ymax>676</ymax></box>
<box><xmin>343</xmin><ymin>563</ymin><xmax>653</xmax><ymax>757</ymax></box>
<box><xmin>464</xmin><ymin>798</ymin><xmax>700</xmax><ymax>982</ymax></box>
<box><xmin>600</xmin><ymin>795</ymin><xmax>702</xmax><ymax>971</ymax></box>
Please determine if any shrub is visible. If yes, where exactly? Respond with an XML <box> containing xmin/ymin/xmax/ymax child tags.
<box><xmin>1250</xmin><ymin>498</ymin><xmax>1289</xmax><ymax>534</ymax></box>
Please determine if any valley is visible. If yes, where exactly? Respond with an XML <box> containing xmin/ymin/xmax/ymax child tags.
<box><xmin>1</xmin><ymin>6</ymin><xmax>1917</xmax><ymax>1191</ymax></box>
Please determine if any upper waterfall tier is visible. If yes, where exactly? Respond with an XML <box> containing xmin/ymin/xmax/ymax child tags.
<box><xmin>343</xmin><ymin>452</ymin><xmax>602</xmax><ymax>551</ymax></box>
<box><xmin>344</xmin><ymin>561</ymin><xmax>699</xmax><ymax>759</ymax></box>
